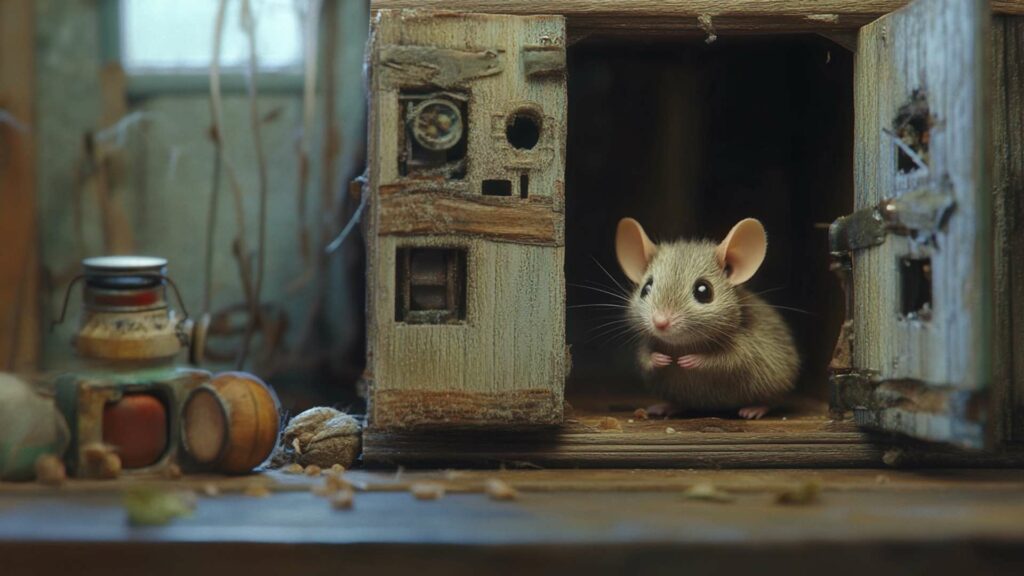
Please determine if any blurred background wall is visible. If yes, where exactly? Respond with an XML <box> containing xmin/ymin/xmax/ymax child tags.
<box><xmin>1</xmin><ymin>0</ymin><xmax>369</xmax><ymax>410</ymax></box>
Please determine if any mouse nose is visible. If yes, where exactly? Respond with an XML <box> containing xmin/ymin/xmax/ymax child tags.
<box><xmin>652</xmin><ymin>313</ymin><xmax>670</xmax><ymax>331</ymax></box>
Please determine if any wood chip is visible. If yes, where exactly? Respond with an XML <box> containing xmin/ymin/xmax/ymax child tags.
<box><xmin>243</xmin><ymin>484</ymin><xmax>271</xmax><ymax>498</ymax></box>
<box><xmin>682</xmin><ymin>482</ymin><xmax>735</xmax><ymax>503</ymax></box>
<box><xmin>163</xmin><ymin>463</ymin><xmax>182</xmax><ymax>480</ymax></box>
<box><xmin>83</xmin><ymin>443</ymin><xmax>121</xmax><ymax>479</ymax></box>
<box><xmin>775</xmin><ymin>481</ymin><xmax>821</xmax><ymax>505</ymax></box>
<box><xmin>330</xmin><ymin>488</ymin><xmax>355</xmax><ymax>510</ymax></box>
<box><xmin>304</xmin><ymin>464</ymin><xmax>322</xmax><ymax>476</ymax></box>
<box><xmin>597</xmin><ymin>416</ymin><xmax>622</xmax><ymax>431</ymax></box>
<box><xmin>484</xmin><ymin>478</ymin><xmax>519</xmax><ymax>501</ymax></box>
<box><xmin>633</xmin><ymin>408</ymin><xmax>649</xmax><ymax>421</ymax></box>
<box><xmin>282</xmin><ymin>463</ymin><xmax>304</xmax><ymax>474</ymax></box>
<box><xmin>410</xmin><ymin>482</ymin><xmax>445</xmax><ymax>501</ymax></box>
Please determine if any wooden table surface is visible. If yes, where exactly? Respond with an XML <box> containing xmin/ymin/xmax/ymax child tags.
<box><xmin>3</xmin><ymin>468</ymin><xmax>1024</xmax><ymax>575</ymax></box>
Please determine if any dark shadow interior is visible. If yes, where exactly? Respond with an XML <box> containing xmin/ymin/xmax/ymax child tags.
<box><xmin>564</xmin><ymin>35</ymin><xmax>854</xmax><ymax>406</ymax></box>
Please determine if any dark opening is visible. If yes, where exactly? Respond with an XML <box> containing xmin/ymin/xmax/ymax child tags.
<box><xmin>893</xmin><ymin>90</ymin><xmax>932</xmax><ymax>174</ymax></box>
<box><xmin>482</xmin><ymin>179</ymin><xmax>513</xmax><ymax>196</ymax></box>
<box><xmin>900</xmin><ymin>257</ymin><xmax>933</xmax><ymax>321</ymax></box>
<box><xmin>564</xmin><ymin>36</ymin><xmax>855</xmax><ymax>403</ymax></box>
<box><xmin>399</xmin><ymin>90</ymin><xmax>468</xmax><ymax>179</ymax></box>
<box><xmin>520</xmin><ymin>174</ymin><xmax>529</xmax><ymax>198</ymax></box>
<box><xmin>395</xmin><ymin>248</ymin><xmax>467</xmax><ymax>324</ymax></box>
<box><xmin>506</xmin><ymin>110</ymin><xmax>541</xmax><ymax>150</ymax></box>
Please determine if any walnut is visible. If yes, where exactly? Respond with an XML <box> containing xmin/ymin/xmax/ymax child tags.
<box><xmin>282</xmin><ymin>408</ymin><xmax>361</xmax><ymax>469</ymax></box>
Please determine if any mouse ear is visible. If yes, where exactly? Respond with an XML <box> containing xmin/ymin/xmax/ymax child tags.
<box><xmin>616</xmin><ymin>218</ymin><xmax>657</xmax><ymax>284</ymax></box>
<box><xmin>715</xmin><ymin>218</ymin><xmax>767</xmax><ymax>285</ymax></box>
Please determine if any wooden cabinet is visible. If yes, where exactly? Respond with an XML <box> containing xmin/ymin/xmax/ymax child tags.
<box><xmin>364</xmin><ymin>0</ymin><xmax>1024</xmax><ymax>464</ymax></box>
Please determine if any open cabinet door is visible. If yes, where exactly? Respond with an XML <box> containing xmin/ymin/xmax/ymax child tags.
<box><xmin>363</xmin><ymin>10</ymin><xmax>568</xmax><ymax>431</ymax></box>
<box><xmin>833</xmin><ymin>0</ymin><xmax>993</xmax><ymax>448</ymax></box>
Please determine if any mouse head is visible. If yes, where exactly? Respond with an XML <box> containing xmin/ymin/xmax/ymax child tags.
<box><xmin>616</xmin><ymin>217</ymin><xmax>767</xmax><ymax>346</ymax></box>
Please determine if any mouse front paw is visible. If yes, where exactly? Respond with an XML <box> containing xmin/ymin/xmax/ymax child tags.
<box><xmin>676</xmin><ymin>354</ymin><xmax>705</xmax><ymax>369</ymax></box>
<box><xmin>650</xmin><ymin>352</ymin><xmax>673</xmax><ymax>368</ymax></box>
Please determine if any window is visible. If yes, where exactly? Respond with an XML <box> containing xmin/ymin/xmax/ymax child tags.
<box><xmin>395</xmin><ymin>248</ymin><xmax>467</xmax><ymax>324</ymax></box>
<box><xmin>120</xmin><ymin>0</ymin><xmax>304</xmax><ymax>74</ymax></box>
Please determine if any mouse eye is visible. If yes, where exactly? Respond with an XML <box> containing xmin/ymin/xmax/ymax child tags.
<box><xmin>693</xmin><ymin>279</ymin><xmax>713</xmax><ymax>304</ymax></box>
<box><xmin>640</xmin><ymin>278</ymin><xmax>653</xmax><ymax>299</ymax></box>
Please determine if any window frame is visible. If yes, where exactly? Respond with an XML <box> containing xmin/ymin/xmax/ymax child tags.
<box><xmin>101</xmin><ymin>0</ymin><xmax>304</xmax><ymax>98</ymax></box>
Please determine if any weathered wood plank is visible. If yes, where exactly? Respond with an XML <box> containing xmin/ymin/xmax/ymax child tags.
<box><xmin>377</xmin><ymin>44</ymin><xmax>504</xmax><ymax>88</ymax></box>
<box><xmin>992</xmin><ymin>16</ymin><xmax>1024</xmax><ymax>442</ymax></box>
<box><xmin>0</xmin><ymin>0</ymin><xmax>40</xmax><ymax>371</ymax></box>
<box><xmin>849</xmin><ymin>0</ymin><xmax>992</xmax><ymax>447</ymax></box>
<box><xmin>371</xmin><ymin>1</ymin><xmax>1024</xmax><ymax>34</ymax></box>
<box><xmin>370</xmin><ymin>388</ymin><xmax>562</xmax><ymax>430</ymax></box>
<box><xmin>366</xmin><ymin>11</ymin><xmax>568</xmax><ymax>430</ymax></box>
<box><xmin>378</xmin><ymin>186</ymin><xmax>563</xmax><ymax>245</ymax></box>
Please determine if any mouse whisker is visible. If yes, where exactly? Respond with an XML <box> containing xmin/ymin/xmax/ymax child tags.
<box><xmin>568</xmin><ymin>282</ymin><xmax>631</xmax><ymax>304</ymax></box>
<box><xmin>589</xmin><ymin>255</ymin><xmax>630</xmax><ymax>295</ymax></box>
<box><xmin>737</xmin><ymin>303</ymin><xmax>812</xmax><ymax>315</ymax></box>
<box><xmin>568</xmin><ymin>303</ymin><xmax>629</xmax><ymax>310</ymax></box>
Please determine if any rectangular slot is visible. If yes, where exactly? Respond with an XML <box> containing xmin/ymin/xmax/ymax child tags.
<box><xmin>482</xmin><ymin>179</ymin><xmax>513</xmax><ymax>196</ymax></box>
<box><xmin>900</xmin><ymin>256</ymin><xmax>933</xmax><ymax>320</ymax></box>
<box><xmin>396</xmin><ymin>248</ymin><xmax>467</xmax><ymax>324</ymax></box>
<box><xmin>520</xmin><ymin>174</ymin><xmax>529</xmax><ymax>198</ymax></box>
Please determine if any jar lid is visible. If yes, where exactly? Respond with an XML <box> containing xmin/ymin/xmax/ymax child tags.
<box><xmin>83</xmin><ymin>256</ymin><xmax>168</xmax><ymax>274</ymax></box>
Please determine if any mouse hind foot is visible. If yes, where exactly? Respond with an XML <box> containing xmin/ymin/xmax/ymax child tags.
<box><xmin>738</xmin><ymin>406</ymin><xmax>771</xmax><ymax>419</ymax></box>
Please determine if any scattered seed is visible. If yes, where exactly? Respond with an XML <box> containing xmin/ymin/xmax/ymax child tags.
<box><xmin>628</xmin><ymin>419</ymin><xmax>634</xmax><ymax>423</ymax></box>
<box><xmin>282</xmin><ymin>463</ymin><xmax>304</xmax><ymax>474</ymax></box>
<box><xmin>243</xmin><ymin>484</ymin><xmax>271</xmax><ymax>498</ymax></box>
<box><xmin>683</xmin><ymin>483</ymin><xmax>734</xmax><ymax>503</ymax></box>
<box><xmin>598</xmin><ymin>416</ymin><xmax>622</xmax><ymax>431</ymax></box>
<box><xmin>330</xmin><ymin>464</ymin><xmax>345</xmax><ymax>474</ymax></box>
<box><xmin>875</xmin><ymin>474</ymin><xmax>890</xmax><ymax>485</ymax></box>
<box><xmin>410</xmin><ymin>482</ymin><xmax>445</xmax><ymax>501</ymax></box>
<box><xmin>775</xmin><ymin>480</ymin><xmax>821</xmax><ymax>505</ymax></box>
<box><xmin>484</xmin><ymin>478</ymin><xmax>519</xmax><ymax>501</ymax></box>
<box><xmin>665</xmin><ymin>427</ymin><xmax>676</xmax><ymax>434</ymax></box>
<box><xmin>163</xmin><ymin>463</ymin><xmax>183</xmax><ymax>480</ymax></box>
<box><xmin>304</xmin><ymin>464</ymin><xmax>322</xmax><ymax>476</ymax></box>
<box><xmin>202</xmin><ymin>483</ymin><xmax>220</xmax><ymax>497</ymax></box>
<box><xmin>330</xmin><ymin>488</ymin><xmax>355</xmax><ymax>510</ymax></box>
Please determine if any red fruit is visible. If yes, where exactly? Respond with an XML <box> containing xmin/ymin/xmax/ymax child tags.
<box><xmin>103</xmin><ymin>394</ymin><xmax>168</xmax><ymax>469</ymax></box>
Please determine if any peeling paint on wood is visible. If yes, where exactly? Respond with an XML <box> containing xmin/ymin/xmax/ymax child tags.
<box><xmin>848</xmin><ymin>0</ymin><xmax>992</xmax><ymax>447</ymax></box>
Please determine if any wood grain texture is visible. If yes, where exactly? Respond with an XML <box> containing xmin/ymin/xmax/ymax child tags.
<box><xmin>992</xmin><ymin>16</ymin><xmax>1024</xmax><ymax>442</ymax></box>
<box><xmin>0</xmin><ymin>0</ymin><xmax>40</xmax><ymax>371</ymax></box>
<box><xmin>365</xmin><ymin>396</ymin><xmax>1024</xmax><ymax>467</ymax></box>
<box><xmin>370</xmin><ymin>1</ymin><xmax>1024</xmax><ymax>35</ymax></box>
<box><xmin>850</xmin><ymin>0</ymin><xmax>991</xmax><ymax>446</ymax></box>
<box><xmin>378</xmin><ymin>185</ymin><xmax>563</xmax><ymax>245</ymax></box>
<box><xmin>366</xmin><ymin>11</ymin><xmax>568</xmax><ymax>430</ymax></box>
<box><xmin>204</xmin><ymin>372</ymin><xmax>281</xmax><ymax>474</ymax></box>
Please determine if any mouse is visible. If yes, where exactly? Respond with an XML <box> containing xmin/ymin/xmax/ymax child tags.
<box><xmin>615</xmin><ymin>217</ymin><xmax>799</xmax><ymax>419</ymax></box>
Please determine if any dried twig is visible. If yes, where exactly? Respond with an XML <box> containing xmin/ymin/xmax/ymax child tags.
<box><xmin>209</xmin><ymin>0</ymin><xmax>259</xmax><ymax>367</ymax></box>
<box><xmin>236</xmin><ymin>0</ymin><xmax>271</xmax><ymax>370</ymax></box>
<box><xmin>297</xmin><ymin>0</ymin><xmax>323</xmax><ymax>268</ymax></box>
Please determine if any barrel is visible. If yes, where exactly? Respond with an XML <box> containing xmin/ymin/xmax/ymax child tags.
<box><xmin>180</xmin><ymin>372</ymin><xmax>280</xmax><ymax>474</ymax></box>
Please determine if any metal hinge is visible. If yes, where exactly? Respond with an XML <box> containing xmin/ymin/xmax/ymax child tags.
<box><xmin>829</xmin><ymin>185</ymin><xmax>956</xmax><ymax>256</ymax></box>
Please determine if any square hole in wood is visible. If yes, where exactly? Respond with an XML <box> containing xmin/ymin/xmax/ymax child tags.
<box><xmin>395</xmin><ymin>248</ymin><xmax>467</xmax><ymax>324</ymax></box>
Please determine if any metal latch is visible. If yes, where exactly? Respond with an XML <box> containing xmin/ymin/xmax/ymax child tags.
<box><xmin>829</xmin><ymin>186</ymin><xmax>955</xmax><ymax>256</ymax></box>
